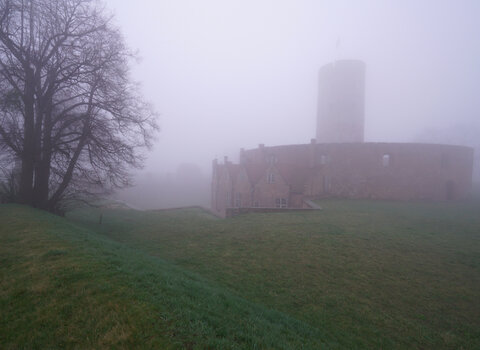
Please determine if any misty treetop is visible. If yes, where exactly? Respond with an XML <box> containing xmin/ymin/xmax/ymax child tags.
<box><xmin>0</xmin><ymin>0</ymin><xmax>157</xmax><ymax>213</ymax></box>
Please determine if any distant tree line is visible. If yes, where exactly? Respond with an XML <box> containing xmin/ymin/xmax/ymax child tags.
<box><xmin>0</xmin><ymin>0</ymin><xmax>157</xmax><ymax>213</ymax></box>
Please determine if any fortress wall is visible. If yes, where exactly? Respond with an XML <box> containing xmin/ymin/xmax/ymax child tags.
<box><xmin>241</xmin><ymin>144</ymin><xmax>312</xmax><ymax>166</ymax></box>
<box><xmin>242</xmin><ymin>142</ymin><xmax>474</xmax><ymax>201</ymax></box>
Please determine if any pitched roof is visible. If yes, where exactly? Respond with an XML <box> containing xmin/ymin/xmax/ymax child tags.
<box><xmin>225</xmin><ymin>163</ymin><xmax>242</xmax><ymax>181</ymax></box>
<box><xmin>275</xmin><ymin>163</ymin><xmax>312</xmax><ymax>193</ymax></box>
<box><xmin>244</xmin><ymin>163</ymin><xmax>269</xmax><ymax>185</ymax></box>
<box><xmin>214</xmin><ymin>163</ymin><xmax>241</xmax><ymax>183</ymax></box>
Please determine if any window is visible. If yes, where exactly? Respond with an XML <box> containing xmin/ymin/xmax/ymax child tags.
<box><xmin>235</xmin><ymin>193</ymin><xmax>241</xmax><ymax>207</ymax></box>
<box><xmin>320</xmin><ymin>154</ymin><xmax>328</xmax><ymax>165</ymax></box>
<box><xmin>382</xmin><ymin>154</ymin><xmax>391</xmax><ymax>168</ymax></box>
<box><xmin>441</xmin><ymin>153</ymin><xmax>450</xmax><ymax>169</ymax></box>
<box><xmin>267</xmin><ymin>173</ymin><xmax>275</xmax><ymax>183</ymax></box>
<box><xmin>266</xmin><ymin>154</ymin><xmax>277</xmax><ymax>165</ymax></box>
<box><xmin>275</xmin><ymin>198</ymin><xmax>287</xmax><ymax>208</ymax></box>
<box><xmin>322</xmin><ymin>175</ymin><xmax>331</xmax><ymax>193</ymax></box>
<box><xmin>253</xmin><ymin>201</ymin><xmax>259</xmax><ymax>207</ymax></box>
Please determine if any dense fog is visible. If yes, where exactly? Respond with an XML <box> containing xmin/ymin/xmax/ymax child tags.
<box><xmin>105</xmin><ymin>0</ymin><xmax>480</xmax><ymax>208</ymax></box>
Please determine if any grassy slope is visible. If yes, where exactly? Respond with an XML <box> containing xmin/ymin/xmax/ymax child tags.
<box><xmin>68</xmin><ymin>200</ymin><xmax>480</xmax><ymax>349</ymax></box>
<box><xmin>0</xmin><ymin>204</ymin><xmax>329</xmax><ymax>349</ymax></box>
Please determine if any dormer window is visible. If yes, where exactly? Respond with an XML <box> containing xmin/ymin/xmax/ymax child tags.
<box><xmin>267</xmin><ymin>173</ymin><xmax>275</xmax><ymax>184</ymax></box>
<box><xmin>266</xmin><ymin>154</ymin><xmax>277</xmax><ymax>165</ymax></box>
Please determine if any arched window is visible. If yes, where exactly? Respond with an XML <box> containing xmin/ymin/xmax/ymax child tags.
<box><xmin>382</xmin><ymin>154</ymin><xmax>391</xmax><ymax>167</ymax></box>
<box><xmin>441</xmin><ymin>153</ymin><xmax>450</xmax><ymax>169</ymax></box>
<box><xmin>320</xmin><ymin>154</ymin><xmax>328</xmax><ymax>165</ymax></box>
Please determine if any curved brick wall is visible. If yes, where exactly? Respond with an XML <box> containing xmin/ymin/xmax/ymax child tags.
<box><xmin>240</xmin><ymin>142</ymin><xmax>474</xmax><ymax>201</ymax></box>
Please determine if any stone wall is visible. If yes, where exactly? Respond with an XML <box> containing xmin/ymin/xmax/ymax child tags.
<box><xmin>213</xmin><ymin>142</ymin><xmax>474</xmax><ymax>217</ymax></box>
<box><xmin>241</xmin><ymin>142</ymin><xmax>474</xmax><ymax>201</ymax></box>
<box><xmin>225</xmin><ymin>207</ymin><xmax>319</xmax><ymax>218</ymax></box>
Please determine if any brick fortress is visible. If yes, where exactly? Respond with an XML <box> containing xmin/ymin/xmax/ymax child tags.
<box><xmin>211</xmin><ymin>60</ymin><xmax>474</xmax><ymax>217</ymax></box>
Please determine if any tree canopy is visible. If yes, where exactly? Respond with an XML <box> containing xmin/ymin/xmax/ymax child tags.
<box><xmin>0</xmin><ymin>0</ymin><xmax>157</xmax><ymax>212</ymax></box>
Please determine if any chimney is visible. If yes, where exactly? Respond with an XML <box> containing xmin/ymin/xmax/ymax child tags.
<box><xmin>309</xmin><ymin>140</ymin><xmax>316</xmax><ymax>168</ymax></box>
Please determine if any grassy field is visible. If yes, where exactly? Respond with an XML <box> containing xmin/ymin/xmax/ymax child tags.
<box><xmin>0</xmin><ymin>204</ymin><xmax>329</xmax><ymax>349</ymax></box>
<box><xmin>68</xmin><ymin>199</ymin><xmax>480</xmax><ymax>349</ymax></box>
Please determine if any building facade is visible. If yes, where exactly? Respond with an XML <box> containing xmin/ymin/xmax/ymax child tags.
<box><xmin>211</xmin><ymin>60</ymin><xmax>474</xmax><ymax>217</ymax></box>
<box><xmin>211</xmin><ymin>142</ymin><xmax>474</xmax><ymax>216</ymax></box>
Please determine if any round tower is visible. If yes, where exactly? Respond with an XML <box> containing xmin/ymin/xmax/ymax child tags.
<box><xmin>316</xmin><ymin>60</ymin><xmax>366</xmax><ymax>143</ymax></box>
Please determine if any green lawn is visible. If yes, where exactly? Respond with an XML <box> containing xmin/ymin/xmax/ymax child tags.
<box><xmin>68</xmin><ymin>199</ymin><xmax>480</xmax><ymax>349</ymax></box>
<box><xmin>0</xmin><ymin>205</ymin><xmax>328</xmax><ymax>349</ymax></box>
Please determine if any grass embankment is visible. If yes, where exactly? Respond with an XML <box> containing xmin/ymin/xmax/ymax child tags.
<box><xmin>69</xmin><ymin>200</ymin><xmax>480</xmax><ymax>349</ymax></box>
<box><xmin>0</xmin><ymin>204</ymin><xmax>328</xmax><ymax>349</ymax></box>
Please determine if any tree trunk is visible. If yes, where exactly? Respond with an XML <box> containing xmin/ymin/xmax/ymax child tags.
<box><xmin>18</xmin><ymin>67</ymin><xmax>36</xmax><ymax>205</ymax></box>
<box><xmin>48</xmin><ymin>119</ymin><xmax>89</xmax><ymax>211</ymax></box>
<box><xmin>33</xmin><ymin>96</ymin><xmax>52</xmax><ymax>209</ymax></box>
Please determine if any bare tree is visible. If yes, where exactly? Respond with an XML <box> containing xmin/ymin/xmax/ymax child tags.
<box><xmin>0</xmin><ymin>0</ymin><xmax>157</xmax><ymax>213</ymax></box>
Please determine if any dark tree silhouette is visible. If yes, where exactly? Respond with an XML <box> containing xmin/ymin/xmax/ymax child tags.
<box><xmin>0</xmin><ymin>0</ymin><xmax>157</xmax><ymax>213</ymax></box>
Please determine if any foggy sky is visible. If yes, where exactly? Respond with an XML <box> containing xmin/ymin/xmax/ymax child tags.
<box><xmin>104</xmin><ymin>0</ymin><xmax>480</xmax><ymax>175</ymax></box>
